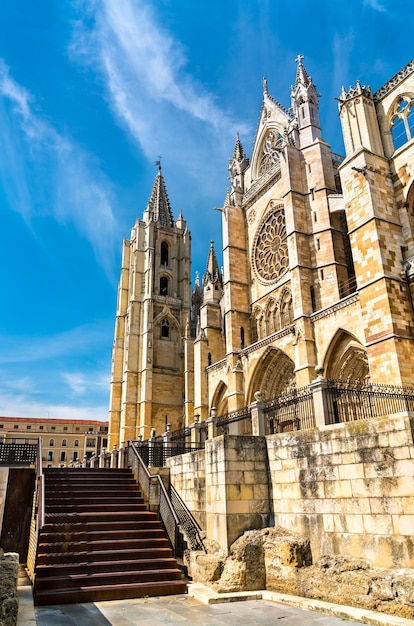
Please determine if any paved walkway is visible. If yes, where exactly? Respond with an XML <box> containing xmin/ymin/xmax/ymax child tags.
<box><xmin>18</xmin><ymin>567</ymin><xmax>413</xmax><ymax>626</ymax></box>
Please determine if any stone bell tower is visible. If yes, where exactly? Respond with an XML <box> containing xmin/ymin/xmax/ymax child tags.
<box><xmin>109</xmin><ymin>165</ymin><xmax>192</xmax><ymax>447</ymax></box>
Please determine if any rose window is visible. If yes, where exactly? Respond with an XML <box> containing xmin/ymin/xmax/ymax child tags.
<box><xmin>253</xmin><ymin>204</ymin><xmax>289</xmax><ymax>283</ymax></box>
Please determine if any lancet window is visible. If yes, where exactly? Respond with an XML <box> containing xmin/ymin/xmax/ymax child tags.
<box><xmin>391</xmin><ymin>96</ymin><xmax>414</xmax><ymax>150</ymax></box>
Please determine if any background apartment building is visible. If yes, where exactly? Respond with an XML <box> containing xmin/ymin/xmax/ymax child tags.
<box><xmin>0</xmin><ymin>417</ymin><xmax>108</xmax><ymax>467</ymax></box>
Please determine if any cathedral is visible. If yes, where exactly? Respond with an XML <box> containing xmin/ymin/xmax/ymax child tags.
<box><xmin>109</xmin><ymin>56</ymin><xmax>414</xmax><ymax>447</ymax></box>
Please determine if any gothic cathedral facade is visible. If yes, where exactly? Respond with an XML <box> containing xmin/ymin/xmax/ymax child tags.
<box><xmin>109</xmin><ymin>57</ymin><xmax>414</xmax><ymax>447</ymax></box>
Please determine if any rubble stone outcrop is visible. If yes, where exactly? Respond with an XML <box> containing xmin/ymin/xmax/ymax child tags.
<box><xmin>190</xmin><ymin>527</ymin><xmax>414</xmax><ymax>619</ymax></box>
<box><xmin>0</xmin><ymin>551</ymin><xmax>19</xmax><ymax>626</ymax></box>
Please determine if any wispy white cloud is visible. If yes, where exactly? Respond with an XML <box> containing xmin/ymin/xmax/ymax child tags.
<box><xmin>0</xmin><ymin>390</ymin><xmax>108</xmax><ymax>421</ymax></box>
<box><xmin>62</xmin><ymin>370</ymin><xmax>109</xmax><ymax>395</ymax></box>
<box><xmin>70</xmin><ymin>0</ymin><xmax>249</xmax><ymax>194</ymax></box>
<box><xmin>0</xmin><ymin>59</ymin><xmax>120</xmax><ymax>279</ymax></box>
<box><xmin>0</xmin><ymin>321</ymin><xmax>110</xmax><ymax>364</ymax></box>
<box><xmin>363</xmin><ymin>0</ymin><xmax>387</xmax><ymax>12</ymax></box>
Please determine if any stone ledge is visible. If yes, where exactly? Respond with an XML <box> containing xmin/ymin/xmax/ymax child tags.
<box><xmin>187</xmin><ymin>583</ymin><xmax>414</xmax><ymax>625</ymax></box>
<box><xmin>262</xmin><ymin>591</ymin><xmax>414</xmax><ymax>626</ymax></box>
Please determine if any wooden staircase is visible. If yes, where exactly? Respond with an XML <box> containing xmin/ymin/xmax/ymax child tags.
<box><xmin>34</xmin><ymin>467</ymin><xmax>187</xmax><ymax>605</ymax></box>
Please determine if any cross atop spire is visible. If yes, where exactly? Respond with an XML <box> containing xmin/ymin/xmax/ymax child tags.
<box><xmin>295</xmin><ymin>54</ymin><xmax>311</xmax><ymax>87</ymax></box>
<box><xmin>147</xmin><ymin>165</ymin><xmax>174</xmax><ymax>227</ymax></box>
<box><xmin>203</xmin><ymin>240</ymin><xmax>221</xmax><ymax>285</ymax></box>
<box><xmin>232</xmin><ymin>132</ymin><xmax>247</xmax><ymax>162</ymax></box>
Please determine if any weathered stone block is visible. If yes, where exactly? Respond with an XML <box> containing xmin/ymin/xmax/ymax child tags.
<box><xmin>0</xmin><ymin>553</ymin><xmax>19</xmax><ymax>626</ymax></box>
<box><xmin>363</xmin><ymin>513</ymin><xmax>393</xmax><ymax>535</ymax></box>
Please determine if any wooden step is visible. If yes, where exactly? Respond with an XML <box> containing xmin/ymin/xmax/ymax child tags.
<box><xmin>39</xmin><ymin>528</ymin><xmax>166</xmax><ymax>542</ymax></box>
<box><xmin>38</xmin><ymin>537</ymin><xmax>170</xmax><ymax>553</ymax></box>
<box><xmin>34</xmin><ymin>579</ymin><xmax>187</xmax><ymax>606</ymax></box>
<box><xmin>35</xmin><ymin>557</ymin><xmax>179</xmax><ymax>577</ymax></box>
<box><xmin>34</xmin><ymin>467</ymin><xmax>186</xmax><ymax>605</ymax></box>
<box><xmin>35</xmin><ymin>567</ymin><xmax>182</xmax><ymax>591</ymax></box>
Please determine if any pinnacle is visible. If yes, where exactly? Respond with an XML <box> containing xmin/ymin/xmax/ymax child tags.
<box><xmin>147</xmin><ymin>167</ymin><xmax>174</xmax><ymax>227</ymax></box>
<box><xmin>295</xmin><ymin>53</ymin><xmax>311</xmax><ymax>86</ymax></box>
<box><xmin>203</xmin><ymin>241</ymin><xmax>221</xmax><ymax>285</ymax></box>
<box><xmin>233</xmin><ymin>133</ymin><xmax>247</xmax><ymax>162</ymax></box>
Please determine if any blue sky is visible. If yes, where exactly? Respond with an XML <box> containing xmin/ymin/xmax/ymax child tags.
<box><xmin>0</xmin><ymin>0</ymin><xmax>411</xmax><ymax>421</ymax></box>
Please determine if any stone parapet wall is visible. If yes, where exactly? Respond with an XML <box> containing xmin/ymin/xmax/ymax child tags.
<box><xmin>169</xmin><ymin>415</ymin><xmax>413</xmax><ymax>568</ymax></box>
<box><xmin>0</xmin><ymin>468</ymin><xmax>9</xmax><ymax>532</ymax></box>
<box><xmin>167</xmin><ymin>449</ymin><xmax>206</xmax><ymax>530</ymax></box>
<box><xmin>0</xmin><ymin>552</ymin><xmax>18</xmax><ymax>626</ymax></box>
<box><xmin>267</xmin><ymin>414</ymin><xmax>414</xmax><ymax>568</ymax></box>
<box><xmin>205</xmin><ymin>435</ymin><xmax>270</xmax><ymax>550</ymax></box>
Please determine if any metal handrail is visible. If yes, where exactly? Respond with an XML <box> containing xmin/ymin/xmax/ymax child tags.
<box><xmin>171</xmin><ymin>485</ymin><xmax>206</xmax><ymax>553</ymax></box>
<box><xmin>128</xmin><ymin>441</ymin><xmax>180</xmax><ymax>555</ymax></box>
<box><xmin>36</xmin><ymin>437</ymin><xmax>44</xmax><ymax>530</ymax></box>
<box><xmin>27</xmin><ymin>437</ymin><xmax>44</xmax><ymax>581</ymax></box>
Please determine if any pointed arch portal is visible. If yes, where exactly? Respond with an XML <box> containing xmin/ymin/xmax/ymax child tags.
<box><xmin>324</xmin><ymin>330</ymin><xmax>370</xmax><ymax>383</ymax></box>
<box><xmin>248</xmin><ymin>347</ymin><xmax>295</xmax><ymax>403</ymax></box>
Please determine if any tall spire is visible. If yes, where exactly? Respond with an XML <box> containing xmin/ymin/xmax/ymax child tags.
<box><xmin>295</xmin><ymin>53</ymin><xmax>311</xmax><ymax>87</ymax></box>
<box><xmin>232</xmin><ymin>132</ymin><xmax>247</xmax><ymax>162</ymax></box>
<box><xmin>291</xmin><ymin>54</ymin><xmax>321</xmax><ymax>146</ymax></box>
<box><xmin>203</xmin><ymin>241</ymin><xmax>221</xmax><ymax>285</ymax></box>
<box><xmin>146</xmin><ymin>164</ymin><xmax>174</xmax><ymax>227</ymax></box>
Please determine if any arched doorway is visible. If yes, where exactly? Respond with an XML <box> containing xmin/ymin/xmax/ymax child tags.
<box><xmin>324</xmin><ymin>330</ymin><xmax>370</xmax><ymax>383</ymax></box>
<box><xmin>247</xmin><ymin>347</ymin><xmax>296</xmax><ymax>403</ymax></box>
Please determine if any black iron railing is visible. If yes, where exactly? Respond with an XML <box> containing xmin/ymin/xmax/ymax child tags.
<box><xmin>0</xmin><ymin>440</ymin><xmax>38</xmax><ymax>465</ymax></box>
<box><xmin>131</xmin><ymin>440</ymin><xmax>204</xmax><ymax>468</ymax></box>
<box><xmin>263</xmin><ymin>386</ymin><xmax>315</xmax><ymax>433</ymax></box>
<box><xmin>128</xmin><ymin>441</ymin><xmax>181</xmax><ymax>557</ymax></box>
<box><xmin>171</xmin><ymin>485</ymin><xmax>206</xmax><ymax>555</ymax></box>
<box><xmin>325</xmin><ymin>380</ymin><xmax>414</xmax><ymax>424</ymax></box>
<box><xmin>216</xmin><ymin>406</ymin><xmax>252</xmax><ymax>435</ymax></box>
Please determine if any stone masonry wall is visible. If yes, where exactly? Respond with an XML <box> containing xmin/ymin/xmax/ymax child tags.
<box><xmin>169</xmin><ymin>415</ymin><xmax>413</xmax><ymax>568</ymax></box>
<box><xmin>167</xmin><ymin>449</ymin><xmax>206</xmax><ymax>531</ymax></box>
<box><xmin>267</xmin><ymin>414</ymin><xmax>414</xmax><ymax>568</ymax></box>
<box><xmin>0</xmin><ymin>468</ymin><xmax>9</xmax><ymax>534</ymax></box>
<box><xmin>169</xmin><ymin>435</ymin><xmax>271</xmax><ymax>553</ymax></box>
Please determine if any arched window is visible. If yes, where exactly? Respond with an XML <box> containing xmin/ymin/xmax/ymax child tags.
<box><xmin>49</xmin><ymin>438</ymin><xmax>54</xmax><ymax>447</ymax></box>
<box><xmin>161</xmin><ymin>318</ymin><xmax>170</xmax><ymax>338</ymax></box>
<box><xmin>240</xmin><ymin>326</ymin><xmax>245</xmax><ymax>349</ymax></box>
<box><xmin>391</xmin><ymin>96</ymin><xmax>414</xmax><ymax>150</ymax></box>
<box><xmin>62</xmin><ymin>439</ymin><xmax>67</xmax><ymax>447</ymax></box>
<box><xmin>161</xmin><ymin>242</ymin><xmax>169</xmax><ymax>266</ymax></box>
<box><xmin>160</xmin><ymin>276</ymin><xmax>168</xmax><ymax>296</ymax></box>
<box><xmin>208</xmin><ymin>352</ymin><xmax>212</xmax><ymax>366</ymax></box>
<box><xmin>74</xmin><ymin>439</ymin><xmax>79</xmax><ymax>447</ymax></box>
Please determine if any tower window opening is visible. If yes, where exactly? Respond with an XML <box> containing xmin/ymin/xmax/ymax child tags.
<box><xmin>310</xmin><ymin>286</ymin><xmax>316</xmax><ymax>312</ymax></box>
<box><xmin>240</xmin><ymin>326</ymin><xmax>245</xmax><ymax>349</ymax></box>
<box><xmin>391</xmin><ymin>96</ymin><xmax>414</xmax><ymax>150</ymax></box>
<box><xmin>160</xmin><ymin>276</ymin><xmax>168</xmax><ymax>296</ymax></box>
<box><xmin>161</xmin><ymin>318</ymin><xmax>170</xmax><ymax>338</ymax></box>
<box><xmin>161</xmin><ymin>241</ymin><xmax>169</xmax><ymax>266</ymax></box>
<box><xmin>208</xmin><ymin>352</ymin><xmax>212</xmax><ymax>366</ymax></box>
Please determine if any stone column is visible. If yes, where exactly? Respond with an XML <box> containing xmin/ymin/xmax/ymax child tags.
<box><xmin>190</xmin><ymin>414</ymin><xmax>201</xmax><ymax>446</ymax></box>
<box><xmin>250</xmin><ymin>392</ymin><xmax>266</xmax><ymax>436</ymax></box>
<box><xmin>309</xmin><ymin>368</ymin><xmax>329</xmax><ymax>427</ymax></box>
<box><xmin>206</xmin><ymin>407</ymin><xmax>217</xmax><ymax>439</ymax></box>
<box><xmin>99</xmin><ymin>451</ymin><xmax>105</xmax><ymax>468</ymax></box>
<box><xmin>110</xmin><ymin>445</ymin><xmax>118</xmax><ymax>468</ymax></box>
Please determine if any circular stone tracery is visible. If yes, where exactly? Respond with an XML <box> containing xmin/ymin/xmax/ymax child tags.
<box><xmin>253</xmin><ymin>204</ymin><xmax>289</xmax><ymax>283</ymax></box>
